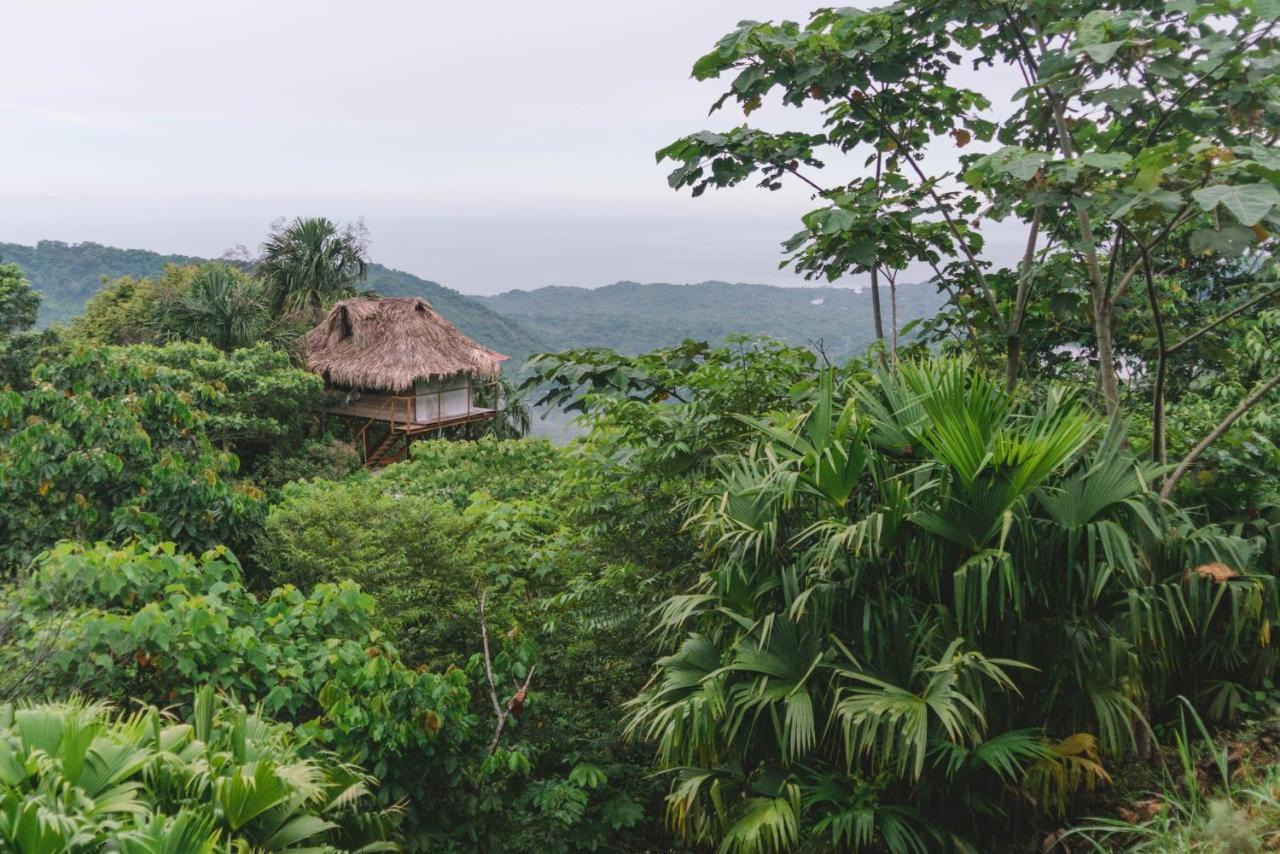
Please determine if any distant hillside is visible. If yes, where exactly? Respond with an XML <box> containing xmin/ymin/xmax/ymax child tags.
<box><xmin>0</xmin><ymin>240</ymin><xmax>546</xmax><ymax>365</ymax></box>
<box><xmin>362</xmin><ymin>264</ymin><xmax>545</xmax><ymax>366</ymax></box>
<box><xmin>1</xmin><ymin>241</ymin><xmax>206</xmax><ymax>326</ymax></box>
<box><xmin>2</xmin><ymin>240</ymin><xmax>948</xmax><ymax>372</ymax></box>
<box><xmin>483</xmin><ymin>280</ymin><xmax>945</xmax><ymax>362</ymax></box>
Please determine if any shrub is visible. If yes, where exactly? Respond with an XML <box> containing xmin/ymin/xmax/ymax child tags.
<box><xmin>260</xmin><ymin>476</ymin><xmax>473</xmax><ymax>659</ymax></box>
<box><xmin>121</xmin><ymin>341</ymin><xmax>324</xmax><ymax>473</ymax></box>
<box><xmin>628</xmin><ymin>361</ymin><xmax>1278</xmax><ymax>850</ymax></box>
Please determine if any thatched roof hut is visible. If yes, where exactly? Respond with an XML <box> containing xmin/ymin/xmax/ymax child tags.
<box><xmin>305</xmin><ymin>296</ymin><xmax>508</xmax><ymax>393</ymax></box>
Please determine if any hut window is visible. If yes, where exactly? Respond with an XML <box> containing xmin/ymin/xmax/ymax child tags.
<box><xmin>338</xmin><ymin>307</ymin><xmax>353</xmax><ymax>339</ymax></box>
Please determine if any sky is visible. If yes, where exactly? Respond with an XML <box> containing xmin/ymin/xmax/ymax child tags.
<box><xmin>0</xmin><ymin>1</ymin><xmax>1025</xmax><ymax>295</ymax></box>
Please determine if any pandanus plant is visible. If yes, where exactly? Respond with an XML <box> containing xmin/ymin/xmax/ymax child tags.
<box><xmin>628</xmin><ymin>358</ymin><xmax>1277</xmax><ymax>852</ymax></box>
<box><xmin>0</xmin><ymin>687</ymin><xmax>399</xmax><ymax>852</ymax></box>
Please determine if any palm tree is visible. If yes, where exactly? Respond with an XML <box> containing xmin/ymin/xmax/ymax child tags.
<box><xmin>481</xmin><ymin>377</ymin><xmax>533</xmax><ymax>440</ymax></box>
<box><xmin>258</xmin><ymin>217</ymin><xmax>369</xmax><ymax>318</ymax></box>
<box><xmin>627</xmin><ymin>359</ymin><xmax>1274</xmax><ymax>852</ymax></box>
<box><xmin>157</xmin><ymin>263</ymin><xmax>269</xmax><ymax>350</ymax></box>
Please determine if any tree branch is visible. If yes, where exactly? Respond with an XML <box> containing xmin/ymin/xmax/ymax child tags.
<box><xmin>478</xmin><ymin>590</ymin><xmax>502</xmax><ymax>719</ymax></box>
<box><xmin>1168</xmin><ymin>285</ymin><xmax>1280</xmax><ymax>356</ymax></box>
<box><xmin>1161</xmin><ymin>372</ymin><xmax>1280</xmax><ymax>499</ymax></box>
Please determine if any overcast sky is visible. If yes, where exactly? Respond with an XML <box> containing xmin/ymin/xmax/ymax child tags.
<box><xmin>0</xmin><ymin>1</ymin><xmax>1023</xmax><ymax>295</ymax></box>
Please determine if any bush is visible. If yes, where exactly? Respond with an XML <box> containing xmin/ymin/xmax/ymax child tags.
<box><xmin>388</xmin><ymin>437</ymin><xmax>570</xmax><ymax>508</ymax></box>
<box><xmin>261</xmin><ymin>439</ymin><xmax>676</xmax><ymax>850</ymax></box>
<box><xmin>627</xmin><ymin>361</ymin><xmax>1279</xmax><ymax>851</ymax></box>
<box><xmin>254</xmin><ymin>436</ymin><xmax>362</xmax><ymax>490</ymax></box>
<box><xmin>260</xmin><ymin>476</ymin><xmax>473</xmax><ymax>657</ymax></box>
<box><xmin>121</xmin><ymin>341</ymin><xmax>324</xmax><ymax>474</ymax></box>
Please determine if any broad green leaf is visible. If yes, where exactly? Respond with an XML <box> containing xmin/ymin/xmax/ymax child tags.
<box><xmin>1081</xmin><ymin>152</ymin><xmax>1132</xmax><ymax>170</ymax></box>
<box><xmin>1192</xmin><ymin>183</ymin><xmax>1280</xmax><ymax>226</ymax></box>
<box><xmin>1189</xmin><ymin>225</ymin><xmax>1256</xmax><ymax>257</ymax></box>
<box><xmin>1082</xmin><ymin>41</ymin><xmax>1126</xmax><ymax>63</ymax></box>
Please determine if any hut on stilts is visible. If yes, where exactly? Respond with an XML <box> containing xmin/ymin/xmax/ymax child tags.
<box><xmin>305</xmin><ymin>296</ymin><xmax>508</xmax><ymax>466</ymax></box>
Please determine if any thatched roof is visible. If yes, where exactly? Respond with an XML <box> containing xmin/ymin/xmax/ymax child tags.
<box><xmin>305</xmin><ymin>297</ymin><xmax>508</xmax><ymax>392</ymax></box>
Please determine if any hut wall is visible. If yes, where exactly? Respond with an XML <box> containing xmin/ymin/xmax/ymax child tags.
<box><xmin>414</xmin><ymin>375</ymin><xmax>472</xmax><ymax>422</ymax></box>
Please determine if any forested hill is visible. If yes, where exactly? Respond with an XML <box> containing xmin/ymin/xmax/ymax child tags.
<box><xmin>1</xmin><ymin>240</ymin><xmax>547</xmax><ymax>364</ymax></box>
<box><xmin>483</xmin><ymin>280</ymin><xmax>946</xmax><ymax>362</ymax></box>
<box><xmin>0</xmin><ymin>241</ymin><xmax>206</xmax><ymax>326</ymax></box>
<box><xmin>3</xmin><ymin>240</ymin><xmax>947</xmax><ymax>368</ymax></box>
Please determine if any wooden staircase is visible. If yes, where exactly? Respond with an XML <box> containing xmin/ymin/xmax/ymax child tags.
<box><xmin>363</xmin><ymin>429</ymin><xmax>410</xmax><ymax>467</ymax></box>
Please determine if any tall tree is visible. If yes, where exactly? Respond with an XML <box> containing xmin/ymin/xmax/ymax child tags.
<box><xmin>658</xmin><ymin>1</ymin><xmax>1280</xmax><ymax>433</ymax></box>
<box><xmin>0</xmin><ymin>260</ymin><xmax>39</xmax><ymax>336</ymax></box>
<box><xmin>0</xmin><ymin>259</ymin><xmax>57</xmax><ymax>389</ymax></box>
<box><xmin>258</xmin><ymin>217</ymin><xmax>369</xmax><ymax>318</ymax></box>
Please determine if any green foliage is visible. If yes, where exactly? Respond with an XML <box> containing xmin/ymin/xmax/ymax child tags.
<box><xmin>0</xmin><ymin>260</ymin><xmax>57</xmax><ymax>391</ymax></box>
<box><xmin>260</xmin><ymin>439</ymin><xmax>672</xmax><ymax>851</ymax></box>
<box><xmin>253</xmin><ymin>437</ymin><xmax>362</xmax><ymax>491</ymax></box>
<box><xmin>0</xmin><ymin>688</ymin><xmax>399</xmax><ymax>852</ymax></box>
<box><xmin>69</xmin><ymin>262</ymin><xmax>301</xmax><ymax>356</ymax></box>
<box><xmin>260</xmin><ymin>475</ymin><xmax>473</xmax><ymax>652</ymax></box>
<box><xmin>0</xmin><ymin>541</ymin><xmax>474</xmax><ymax>848</ymax></box>
<box><xmin>663</xmin><ymin>0</ymin><xmax>1280</xmax><ymax>428</ymax></box>
<box><xmin>627</xmin><ymin>359</ymin><xmax>1277</xmax><ymax>851</ymax></box>
<box><xmin>0</xmin><ymin>346</ymin><xmax>264</xmax><ymax>569</ymax></box>
<box><xmin>117</xmin><ymin>341</ymin><xmax>325</xmax><ymax>477</ymax></box>
<box><xmin>0</xmin><ymin>261</ymin><xmax>40</xmax><ymax>337</ymax></box>
<box><xmin>1068</xmin><ymin>700</ymin><xmax>1280</xmax><ymax>852</ymax></box>
<box><xmin>68</xmin><ymin>266</ymin><xmax>188</xmax><ymax>346</ymax></box>
<box><xmin>154</xmin><ymin>262</ymin><xmax>281</xmax><ymax>351</ymax></box>
<box><xmin>524</xmin><ymin>339</ymin><xmax>838</xmax><ymax>572</ymax></box>
<box><xmin>390</xmin><ymin>438</ymin><xmax>567</xmax><ymax>509</ymax></box>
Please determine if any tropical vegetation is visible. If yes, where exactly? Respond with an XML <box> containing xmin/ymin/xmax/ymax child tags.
<box><xmin>0</xmin><ymin>1</ymin><xmax>1278</xmax><ymax>851</ymax></box>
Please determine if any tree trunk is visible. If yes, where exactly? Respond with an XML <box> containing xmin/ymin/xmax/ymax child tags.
<box><xmin>869</xmin><ymin>152</ymin><xmax>886</xmax><ymax>347</ymax></box>
<box><xmin>890</xmin><ymin>275</ymin><xmax>899</xmax><ymax>364</ymax></box>
<box><xmin>870</xmin><ymin>264</ymin><xmax>885</xmax><ymax>342</ymax></box>
<box><xmin>1094</xmin><ymin>297</ymin><xmax>1121</xmax><ymax>416</ymax></box>
<box><xmin>1004</xmin><ymin>335</ymin><xmax>1021</xmax><ymax>392</ymax></box>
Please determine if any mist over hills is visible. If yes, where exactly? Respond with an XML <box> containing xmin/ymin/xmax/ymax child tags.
<box><xmin>2</xmin><ymin>240</ymin><xmax>944</xmax><ymax>369</ymax></box>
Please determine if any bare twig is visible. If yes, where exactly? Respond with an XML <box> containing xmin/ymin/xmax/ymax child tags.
<box><xmin>478</xmin><ymin>589</ymin><xmax>537</xmax><ymax>755</ymax></box>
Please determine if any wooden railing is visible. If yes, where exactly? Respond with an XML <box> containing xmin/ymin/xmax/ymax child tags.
<box><xmin>348</xmin><ymin>380</ymin><xmax>502</xmax><ymax>462</ymax></box>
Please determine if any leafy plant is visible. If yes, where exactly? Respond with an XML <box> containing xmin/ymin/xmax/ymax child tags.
<box><xmin>0</xmin><ymin>687</ymin><xmax>399</xmax><ymax>852</ymax></box>
<box><xmin>0</xmin><ymin>541</ymin><xmax>474</xmax><ymax>849</ymax></box>
<box><xmin>627</xmin><ymin>358</ymin><xmax>1276</xmax><ymax>851</ymax></box>
<box><xmin>258</xmin><ymin>217</ymin><xmax>369</xmax><ymax>318</ymax></box>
